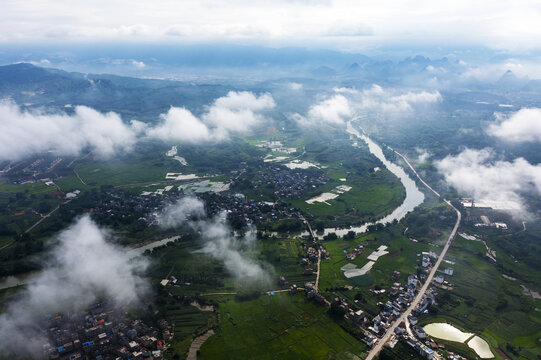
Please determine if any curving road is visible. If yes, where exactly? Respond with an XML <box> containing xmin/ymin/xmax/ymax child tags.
<box><xmin>365</xmin><ymin>149</ymin><xmax>462</xmax><ymax>360</ymax></box>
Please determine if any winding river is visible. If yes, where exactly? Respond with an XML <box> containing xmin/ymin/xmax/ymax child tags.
<box><xmin>302</xmin><ymin>122</ymin><xmax>425</xmax><ymax>238</ymax></box>
<box><xmin>0</xmin><ymin>123</ymin><xmax>424</xmax><ymax>290</ymax></box>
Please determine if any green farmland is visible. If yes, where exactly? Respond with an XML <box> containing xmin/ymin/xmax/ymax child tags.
<box><xmin>199</xmin><ymin>292</ymin><xmax>366</xmax><ymax>360</ymax></box>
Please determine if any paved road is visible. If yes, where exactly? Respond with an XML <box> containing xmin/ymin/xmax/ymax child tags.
<box><xmin>24</xmin><ymin>204</ymin><xmax>60</xmax><ymax>234</ymax></box>
<box><xmin>365</xmin><ymin>149</ymin><xmax>462</xmax><ymax>359</ymax></box>
<box><xmin>389</xmin><ymin>147</ymin><xmax>440</xmax><ymax>198</ymax></box>
<box><xmin>300</xmin><ymin>216</ymin><xmax>322</xmax><ymax>291</ymax></box>
<box><xmin>315</xmin><ymin>249</ymin><xmax>322</xmax><ymax>291</ymax></box>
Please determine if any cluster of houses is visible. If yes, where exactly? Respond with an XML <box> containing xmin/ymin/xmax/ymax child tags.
<box><xmin>369</xmin><ymin>274</ymin><xmax>421</xmax><ymax>334</ymax></box>
<box><xmin>41</xmin><ymin>302</ymin><xmax>171</xmax><ymax>360</ymax></box>
<box><xmin>199</xmin><ymin>192</ymin><xmax>301</xmax><ymax>227</ymax></box>
<box><xmin>363</xmin><ymin>273</ymin><xmax>439</xmax><ymax>359</ymax></box>
<box><xmin>300</xmin><ymin>239</ymin><xmax>330</xmax><ymax>276</ymax></box>
<box><xmin>89</xmin><ymin>185</ymin><xmax>300</xmax><ymax>231</ymax></box>
<box><xmin>345</xmin><ymin>243</ymin><xmax>365</xmax><ymax>261</ymax></box>
<box><xmin>303</xmin><ymin>282</ymin><xmax>327</xmax><ymax>304</ymax></box>
<box><xmin>401</xmin><ymin>334</ymin><xmax>435</xmax><ymax>359</ymax></box>
<box><xmin>0</xmin><ymin>154</ymin><xmax>73</xmax><ymax>184</ymax></box>
<box><xmin>421</xmin><ymin>250</ymin><xmax>438</xmax><ymax>269</ymax></box>
<box><xmin>248</xmin><ymin>164</ymin><xmax>330</xmax><ymax>200</ymax></box>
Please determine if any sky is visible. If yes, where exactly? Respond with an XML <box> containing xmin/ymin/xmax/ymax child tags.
<box><xmin>2</xmin><ymin>1</ymin><xmax>541</xmax><ymax>52</ymax></box>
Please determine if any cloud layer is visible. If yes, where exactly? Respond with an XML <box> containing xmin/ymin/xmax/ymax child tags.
<box><xmin>487</xmin><ymin>108</ymin><xmax>541</xmax><ymax>142</ymax></box>
<box><xmin>435</xmin><ymin>148</ymin><xmax>541</xmax><ymax>212</ymax></box>
<box><xmin>3</xmin><ymin>1</ymin><xmax>541</xmax><ymax>51</ymax></box>
<box><xmin>0</xmin><ymin>91</ymin><xmax>274</xmax><ymax>161</ymax></box>
<box><xmin>159</xmin><ymin>197</ymin><xmax>269</xmax><ymax>284</ymax></box>
<box><xmin>0</xmin><ymin>215</ymin><xmax>149</xmax><ymax>357</ymax></box>
<box><xmin>0</xmin><ymin>101</ymin><xmax>143</xmax><ymax>160</ymax></box>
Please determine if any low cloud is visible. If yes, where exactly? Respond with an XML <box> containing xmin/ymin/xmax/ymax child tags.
<box><xmin>293</xmin><ymin>94</ymin><xmax>352</xmax><ymax>127</ymax></box>
<box><xmin>487</xmin><ymin>108</ymin><xmax>541</xmax><ymax>142</ymax></box>
<box><xmin>308</xmin><ymin>94</ymin><xmax>351</xmax><ymax>124</ymax></box>
<box><xmin>0</xmin><ymin>101</ymin><xmax>144</xmax><ymax>161</ymax></box>
<box><xmin>0</xmin><ymin>91</ymin><xmax>274</xmax><ymax>161</ymax></box>
<box><xmin>159</xmin><ymin>196</ymin><xmax>206</xmax><ymax>227</ymax></box>
<box><xmin>435</xmin><ymin>148</ymin><xmax>541</xmax><ymax>212</ymax></box>
<box><xmin>146</xmin><ymin>107</ymin><xmax>211</xmax><ymax>143</ymax></box>
<box><xmin>131</xmin><ymin>60</ymin><xmax>146</xmax><ymax>68</ymax></box>
<box><xmin>333</xmin><ymin>86</ymin><xmax>359</xmax><ymax>94</ymax></box>
<box><xmin>415</xmin><ymin>147</ymin><xmax>430</xmax><ymax>163</ymax></box>
<box><xmin>148</xmin><ymin>91</ymin><xmax>275</xmax><ymax>143</ymax></box>
<box><xmin>288</xmin><ymin>82</ymin><xmax>303</xmax><ymax>90</ymax></box>
<box><xmin>292</xmin><ymin>85</ymin><xmax>440</xmax><ymax>128</ymax></box>
<box><xmin>160</xmin><ymin>197</ymin><xmax>270</xmax><ymax>284</ymax></box>
<box><xmin>203</xmin><ymin>91</ymin><xmax>275</xmax><ymax>134</ymax></box>
<box><xmin>355</xmin><ymin>84</ymin><xmax>442</xmax><ymax>116</ymax></box>
<box><xmin>0</xmin><ymin>215</ymin><xmax>149</xmax><ymax>357</ymax></box>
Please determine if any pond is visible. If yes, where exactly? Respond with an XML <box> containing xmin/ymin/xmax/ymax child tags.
<box><xmin>423</xmin><ymin>322</ymin><xmax>494</xmax><ymax>358</ymax></box>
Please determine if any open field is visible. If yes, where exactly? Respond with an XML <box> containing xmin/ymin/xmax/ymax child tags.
<box><xmin>290</xmin><ymin>166</ymin><xmax>406</xmax><ymax>229</ymax></box>
<box><xmin>199</xmin><ymin>292</ymin><xmax>366</xmax><ymax>360</ymax></box>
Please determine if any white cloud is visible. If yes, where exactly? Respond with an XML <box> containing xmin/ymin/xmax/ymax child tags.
<box><xmin>131</xmin><ymin>59</ymin><xmax>146</xmax><ymax>68</ymax></box>
<box><xmin>487</xmin><ymin>108</ymin><xmax>541</xmax><ymax>142</ymax></box>
<box><xmin>304</xmin><ymin>94</ymin><xmax>352</xmax><ymax>125</ymax></box>
<box><xmin>149</xmin><ymin>91</ymin><xmax>274</xmax><ymax>143</ymax></box>
<box><xmin>147</xmin><ymin>107</ymin><xmax>211</xmax><ymax>143</ymax></box>
<box><xmin>435</xmin><ymin>148</ymin><xmax>541</xmax><ymax>212</ymax></box>
<box><xmin>160</xmin><ymin>197</ymin><xmax>206</xmax><ymax>227</ymax></box>
<box><xmin>2</xmin><ymin>1</ymin><xmax>541</xmax><ymax>51</ymax></box>
<box><xmin>0</xmin><ymin>91</ymin><xmax>274</xmax><ymax>161</ymax></box>
<box><xmin>159</xmin><ymin>197</ymin><xmax>270</xmax><ymax>284</ymax></box>
<box><xmin>292</xmin><ymin>86</ymin><xmax>440</xmax><ymax>127</ymax></box>
<box><xmin>356</xmin><ymin>84</ymin><xmax>442</xmax><ymax>115</ymax></box>
<box><xmin>333</xmin><ymin>86</ymin><xmax>359</xmax><ymax>94</ymax></box>
<box><xmin>0</xmin><ymin>101</ymin><xmax>143</xmax><ymax>160</ymax></box>
<box><xmin>0</xmin><ymin>215</ymin><xmax>149</xmax><ymax>357</ymax></box>
<box><xmin>415</xmin><ymin>147</ymin><xmax>430</xmax><ymax>163</ymax></box>
<box><xmin>288</xmin><ymin>82</ymin><xmax>303</xmax><ymax>90</ymax></box>
<box><xmin>203</xmin><ymin>91</ymin><xmax>275</xmax><ymax>134</ymax></box>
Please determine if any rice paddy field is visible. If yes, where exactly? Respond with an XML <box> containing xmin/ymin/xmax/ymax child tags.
<box><xmin>199</xmin><ymin>292</ymin><xmax>366</xmax><ymax>360</ymax></box>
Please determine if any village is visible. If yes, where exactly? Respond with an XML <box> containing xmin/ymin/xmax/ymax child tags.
<box><xmin>244</xmin><ymin>163</ymin><xmax>330</xmax><ymax>200</ymax></box>
<box><xmin>41</xmin><ymin>301</ymin><xmax>171</xmax><ymax>360</ymax></box>
<box><xmin>272</xmin><ymin>230</ymin><xmax>463</xmax><ymax>360</ymax></box>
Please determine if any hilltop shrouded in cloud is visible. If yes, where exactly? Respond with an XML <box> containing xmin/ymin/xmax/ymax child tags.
<box><xmin>0</xmin><ymin>91</ymin><xmax>274</xmax><ymax>161</ymax></box>
<box><xmin>0</xmin><ymin>101</ymin><xmax>144</xmax><ymax>160</ymax></box>
<box><xmin>0</xmin><ymin>215</ymin><xmax>149</xmax><ymax>357</ymax></box>
<box><xmin>160</xmin><ymin>197</ymin><xmax>270</xmax><ymax>285</ymax></box>
<box><xmin>487</xmin><ymin>108</ymin><xmax>541</xmax><ymax>142</ymax></box>
<box><xmin>435</xmin><ymin>148</ymin><xmax>541</xmax><ymax>213</ymax></box>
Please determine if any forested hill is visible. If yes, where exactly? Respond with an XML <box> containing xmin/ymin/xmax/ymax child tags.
<box><xmin>0</xmin><ymin>63</ymin><xmax>229</xmax><ymax>122</ymax></box>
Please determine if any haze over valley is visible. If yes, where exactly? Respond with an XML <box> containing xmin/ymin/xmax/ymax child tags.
<box><xmin>1</xmin><ymin>1</ymin><xmax>541</xmax><ymax>360</ymax></box>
